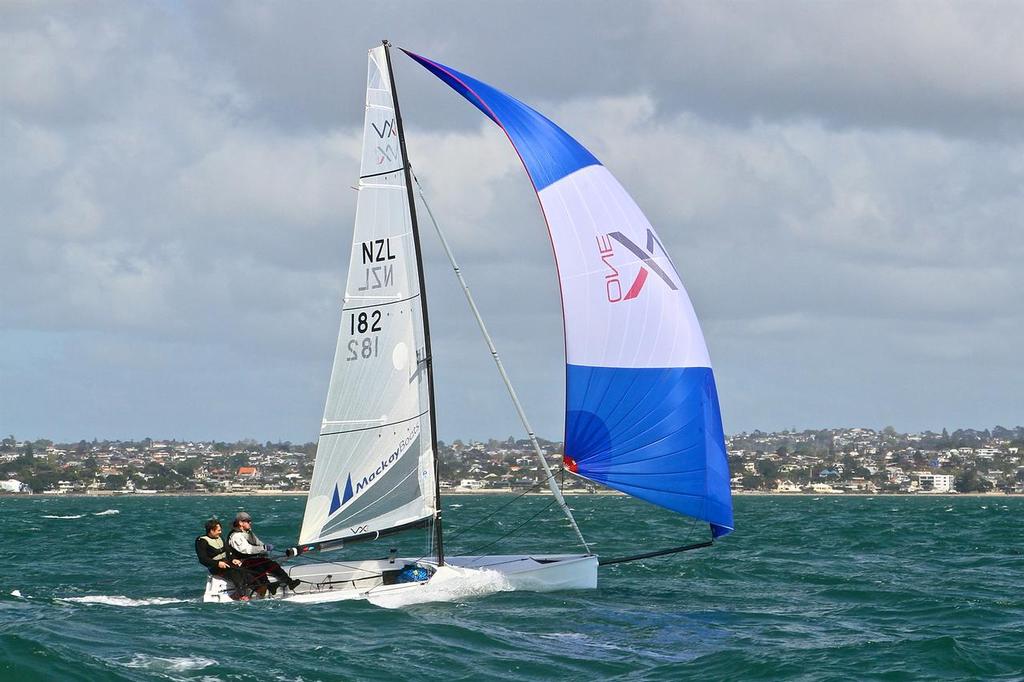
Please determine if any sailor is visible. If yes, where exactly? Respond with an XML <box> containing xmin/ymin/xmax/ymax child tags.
<box><xmin>227</xmin><ymin>512</ymin><xmax>301</xmax><ymax>593</ymax></box>
<box><xmin>195</xmin><ymin>518</ymin><xmax>250</xmax><ymax>601</ymax></box>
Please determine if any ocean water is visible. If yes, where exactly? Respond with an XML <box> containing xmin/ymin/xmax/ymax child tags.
<box><xmin>1</xmin><ymin>494</ymin><xmax>1021</xmax><ymax>681</ymax></box>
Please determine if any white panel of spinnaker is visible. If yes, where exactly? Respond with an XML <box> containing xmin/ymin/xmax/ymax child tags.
<box><xmin>300</xmin><ymin>46</ymin><xmax>435</xmax><ymax>546</ymax></box>
<box><xmin>537</xmin><ymin>164</ymin><xmax>712</xmax><ymax>371</ymax></box>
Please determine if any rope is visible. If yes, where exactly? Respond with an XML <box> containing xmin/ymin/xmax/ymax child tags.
<box><xmin>463</xmin><ymin>497</ymin><xmax>558</xmax><ymax>562</ymax></box>
<box><xmin>443</xmin><ymin>472</ymin><xmax>557</xmax><ymax>547</ymax></box>
<box><xmin>274</xmin><ymin>550</ymin><xmax>386</xmax><ymax>579</ymax></box>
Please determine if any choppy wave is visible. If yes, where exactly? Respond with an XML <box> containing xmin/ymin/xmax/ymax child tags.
<box><xmin>120</xmin><ymin>654</ymin><xmax>216</xmax><ymax>671</ymax></box>
<box><xmin>3</xmin><ymin>494</ymin><xmax>1024</xmax><ymax>680</ymax></box>
<box><xmin>39</xmin><ymin>509</ymin><xmax>118</xmax><ymax>519</ymax></box>
<box><xmin>60</xmin><ymin>595</ymin><xmax>190</xmax><ymax>607</ymax></box>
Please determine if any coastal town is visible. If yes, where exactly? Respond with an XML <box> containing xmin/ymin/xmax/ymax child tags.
<box><xmin>1</xmin><ymin>426</ymin><xmax>1022</xmax><ymax>496</ymax></box>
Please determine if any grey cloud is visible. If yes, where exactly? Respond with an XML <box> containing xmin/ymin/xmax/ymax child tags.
<box><xmin>2</xmin><ymin>1</ymin><xmax>1022</xmax><ymax>441</ymax></box>
<box><xmin>178</xmin><ymin>1</ymin><xmax>1024</xmax><ymax>138</ymax></box>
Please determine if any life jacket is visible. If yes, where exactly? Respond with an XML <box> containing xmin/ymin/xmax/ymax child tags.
<box><xmin>197</xmin><ymin>534</ymin><xmax>227</xmax><ymax>563</ymax></box>
<box><xmin>227</xmin><ymin>528</ymin><xmax>262</xmax><ymax>557</ymax></box>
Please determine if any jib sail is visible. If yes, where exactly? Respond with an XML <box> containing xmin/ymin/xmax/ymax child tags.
<box><xmin>299</xmin><ymin>45</ymin><xmax>438</xmax><ymax>546</ymax></box>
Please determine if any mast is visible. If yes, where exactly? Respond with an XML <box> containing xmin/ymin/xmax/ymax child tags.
<box><xmin>382</xmin><ymin>40</ymin><xmax>444</xmax><ymax>566</ymax></box>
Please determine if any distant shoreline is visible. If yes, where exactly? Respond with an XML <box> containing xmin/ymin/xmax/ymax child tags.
<box><xmin>8</xmin><ymin>489</ymin><xmax>626</xmax><ymax>498</ymax></box>
<box><xmin>731</xmin><ymin>491</ymin><xmax>1013</xmax><ymax>498</ymax></box>
<box><xmin>5</xmin><ymin>489</ymin><xmax>1016</xmax><ymax>499</ymax></box>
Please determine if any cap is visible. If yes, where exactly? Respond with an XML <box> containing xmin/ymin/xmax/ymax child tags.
<box><xmin>234</xmin><ymin>511</ymin><xmax>252</xmax><ymax>523</ymax></box>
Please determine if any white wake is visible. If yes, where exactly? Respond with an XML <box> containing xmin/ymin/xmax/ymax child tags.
<box><xmin>41</xmin><ymin>510</ymin><xmax>119</xmax><ymax>519</ymax></box>
<box><xmin>365</xmin><ymin>565</ymin><xmax>514</xmax><ymax>609</ymax></box>
<box><xmin>60</xmin><ymin>595</ymin><xmax>190</xmax><ymax>607</ymax></box>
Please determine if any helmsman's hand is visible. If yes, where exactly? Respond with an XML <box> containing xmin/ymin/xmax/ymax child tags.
<box><xmin>217</xmin><ymin>561</ymin><xmax>229</xmax><ymax>569</ymax></box>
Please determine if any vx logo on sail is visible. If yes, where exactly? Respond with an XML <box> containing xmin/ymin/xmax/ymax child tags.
<box><xmin>596</xmin><ymin>230</ymin><xmax>680</xmax><ymax>303</ymax></box>
<box><xmin>371</xmin><ymin>120</ymin><xmax>398</xmax><ymax>139</ymax></box>
<box><xmin>373</xmin><ymin>119</ymin><xmax>399</xmax><ymax>166</ymax></box>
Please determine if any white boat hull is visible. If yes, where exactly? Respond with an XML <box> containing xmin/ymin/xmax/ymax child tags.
<box><xmin>202</xmin><ymin>553</ymin><xmax>597</xmax><ymax>604</ymax></box>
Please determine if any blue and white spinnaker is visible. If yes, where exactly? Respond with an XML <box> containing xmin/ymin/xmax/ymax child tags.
<box><xmin>404</xmin><ymin>50</ymin><xmax>733</xmax><ymax>538</ymax></box>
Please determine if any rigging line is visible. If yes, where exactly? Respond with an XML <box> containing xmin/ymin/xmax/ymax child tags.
<box><xmin>443</xmin><ymin>474</ymin><xmax>554</xmax><ymax>546</ymax></box>
<box><xmin>274</xmin><ymin>551</ymin><xmax>387</xmax><ymax>578</ymax></box>
<box><xmin>411</xmin><ymin>169</ymin><xmax>590</xmax><ymax>554</ymax></box>
<box><xmin>463</xmin><ymin>498</ymin><xmax>559</xmax><ymax>562</ymax></box>
<box><xmin>289</xmin><ymin>558</ymin><xmax>382</xmax><ymax>577</ymax></box>
<box><xmin>402</xmin><ymin>470</ymin><xmax>573</xmax><ymax>568</ymax></box>
<box><xmin>401</xmin><ymin>474</ymin><xmax>556</xmax><ymax>568</ymax></box>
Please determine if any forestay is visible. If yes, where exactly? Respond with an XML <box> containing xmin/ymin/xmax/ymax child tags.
<box><xmin>404</xmin><ymin>50</ymin><xmax>733</xmax><ymax>538</ymax></box>
<box><xmin>299</xmin><ymin>46</ymin><xmax>437</xmax><ymax>546</ymax></box>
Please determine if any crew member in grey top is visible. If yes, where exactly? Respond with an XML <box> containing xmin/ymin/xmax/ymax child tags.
<box><xmin>227</xmin><ymin>512</ymin><xmax>300</xmax><ymax>593</ymax></box>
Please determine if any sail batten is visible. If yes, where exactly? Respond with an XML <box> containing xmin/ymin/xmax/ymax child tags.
<box><xmin>319</xmin><ymin>409</ymin><xmax>429</xmax><ymax>438</ymax></box>
<box><xmin>404</xmin><ymin>50</ymin><xmax>734</xmax><ymax>537</ymax></box>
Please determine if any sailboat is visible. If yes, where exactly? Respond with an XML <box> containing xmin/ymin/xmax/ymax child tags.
<box><xmin>203</xmin><ymin>42</ymin><xmax>733</xmax><ymax>604</ymax></box>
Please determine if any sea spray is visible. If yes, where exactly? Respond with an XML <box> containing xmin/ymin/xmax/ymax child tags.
<box><xmin>366</xmin><ymin>565</ymin><xmax>514</xmax><ymax>609</ymax></box>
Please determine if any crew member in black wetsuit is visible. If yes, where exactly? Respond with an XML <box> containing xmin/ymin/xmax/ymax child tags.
<box><xmin>227</xmin><ymin>512</ymin><xmax>300</xmax><ymax>594</ymax></box>
<box><xmin>195</xmin><ymin>518</ymin><xmax>250</xmax><ymax>600</ymax></box>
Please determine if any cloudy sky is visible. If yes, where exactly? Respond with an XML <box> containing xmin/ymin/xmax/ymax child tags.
<box><xmin>2</xmin><ymin>1</ymin><xmax>1021</xmax><ymax>443</ymax></box>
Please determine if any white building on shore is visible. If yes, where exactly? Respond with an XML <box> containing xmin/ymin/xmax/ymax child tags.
<box><xmin>913</xmin><ymin>472</ymin><xmax>955</xmax><ymax>493</ymax></box>
<box><xmin>1</xmin><ymin>479</ymin><xmax>28</xmax><ymax>493</ymax></box>
<box><xmin>804</xmin><ymin>482</ymin><xmax>844</xmax><ymax>494</ymax></box>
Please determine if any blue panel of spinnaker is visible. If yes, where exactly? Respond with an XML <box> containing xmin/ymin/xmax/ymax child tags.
<box><xmin>402</xmin><ymin>50</ymin><xmax>600</xmax><ymax>191</ymax></box>
<box><xmin>565</xmin><ymin>365</ymin><xmax>734</xmax><ymax>537</ymax></box>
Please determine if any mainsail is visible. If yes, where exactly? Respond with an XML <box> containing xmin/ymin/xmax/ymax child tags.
<box><xmin>404</xmin><ymin>51</ymin><xmax>734</xmax><ymax>538</ymax></box>
<box><xmin>299</xmin><ymin>46</ymin><xmax>438</xmax><ymax>547</ymax></box>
